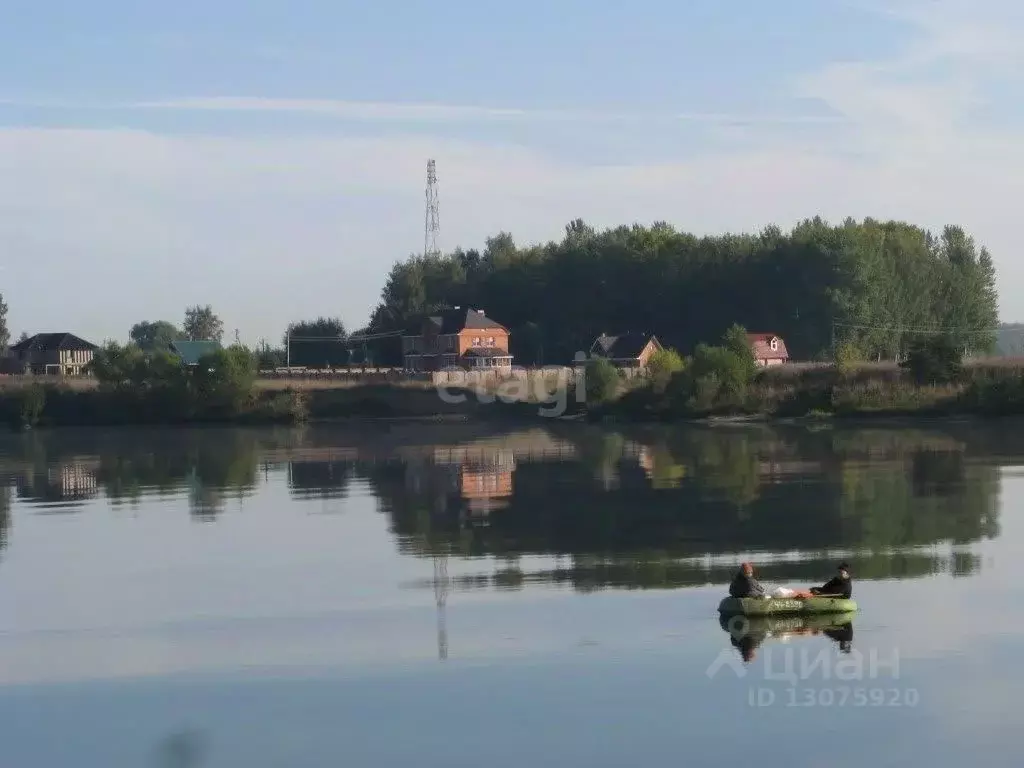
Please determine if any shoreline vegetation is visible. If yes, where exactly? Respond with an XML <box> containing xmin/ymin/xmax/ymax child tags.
<box><xmin>586</xmin><ymin>326</ymin><xmax>1024</xmax><ymax>424</ymax></box>
<box><xmin>4</xmin><ymin>332</ymin><xmax>1024</xmax><ymax>430</ymax></box>
<box><xmin>0</xmin><ymin>216</ymin><xmax>1013</xmax><ymax>430</ymax></box>
<box><xmin>0</xmin><ymin>342</ymin><xmax>573</xmax><ymax>429</ymax></box>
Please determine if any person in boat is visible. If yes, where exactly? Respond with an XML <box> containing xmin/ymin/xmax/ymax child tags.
<box><xmin>808</xmin><ymin>562</ymin><xmax>853</xmax><ymax>599</ymax></box>
<box><xmin>729</xmin><ymin>562</ymin><xmax>767</xmax><ymax>599</ymax></box>
<box><xmin>772</xmin><ymin>563</ymin><xmax>852</xmax><ymax>600</ymax></box>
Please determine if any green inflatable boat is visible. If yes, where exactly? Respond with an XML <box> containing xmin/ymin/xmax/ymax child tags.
<box><xmin>718</xmin><ymin>596</ymin><xmax>858</xmax><ymax>617</ymax></box>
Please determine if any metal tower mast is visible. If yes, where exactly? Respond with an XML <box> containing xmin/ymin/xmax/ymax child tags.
<box><xmin>424</xmin><ymin>159</ymin><xmax>440</xmax><ymax>258</ymax></box>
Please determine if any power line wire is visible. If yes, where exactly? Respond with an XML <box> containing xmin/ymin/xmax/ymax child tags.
<box><xmin>833</xmin><ymin>322</ymin><xmax>1001</xmax><ymax>335</ymax></box>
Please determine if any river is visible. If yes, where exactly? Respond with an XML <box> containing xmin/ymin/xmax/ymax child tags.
<box><xmin>0</xmin><ymin>421</ymin><xmax>1019</xmax><ymax>766</ymax></box>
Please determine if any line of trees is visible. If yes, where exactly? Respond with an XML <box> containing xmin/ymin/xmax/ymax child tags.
<box><xmin>128</xmin><ymin>305</ymin><xmax>224</xmax><ymax>352</ymax></box>
<box><xmin>362</xmin><ymin>217</ymin><xmax>1000</xmax><ymax>365</ymax></box>
<box><xmin>124</xmin><ymin>312</ymin><xmax>352</xmax><ymax>371</ymax></box>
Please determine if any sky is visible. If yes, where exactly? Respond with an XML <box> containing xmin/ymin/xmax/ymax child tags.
<box><xmin>2</xmin><ymin>0</ymin><xmax>1023</xmax><ymax>346</ymax></box>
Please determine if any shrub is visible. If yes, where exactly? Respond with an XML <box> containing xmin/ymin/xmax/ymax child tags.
<box><xmin>584</xmin><ymin>357</ymin><xmax>620</xmax><ymax>405</ymax></box>
<box><xmin>835</xmin><ymin>341</ymin><xmax>861</xmax><ymax>376</ymax></box>
<box><xmin>688</xmin><ymin>343</ymin><xmax>752</xmax><ymax>399</ymax></box>
<box><xmin>901</xmin><ymin>335</ymin><xmax>963</xmax><ymax>385</ymax></box>
<box><xmin>646</xmin><ymin>348</ymin><xmax>685</xmax><ymax>394</ymax></box>
<box><xmin>688</xmin><ymin>373</ymin><xmax>722</xmax><ymax>412</ymax></box>
<box><xmin>722</xmin><ymin>323</ymin><xmax>757</xmax><ymax>381</ymax></box>
<box><xmin>15</xmin><ymin>384</ymin><xmax>45</xmax><ymax>429</ymax></box>
<box><xmin>193</xmin><ymin>346</ymin><xmax>257</xmax><ymax>416</ymax></box>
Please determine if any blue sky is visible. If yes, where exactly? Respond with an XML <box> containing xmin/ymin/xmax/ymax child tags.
<box><xmin>2</xmin><ymin>0</ymin><xmax>1023</xmax><ymax>345</ymax></box>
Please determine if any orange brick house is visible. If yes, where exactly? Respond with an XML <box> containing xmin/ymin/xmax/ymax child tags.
<box><xmin>589</xmin><ymin>332</ymin><xmax>663</xmax><ymax>368</ymax></box>
<box><xmin>402</xmin><ymin>307</ymin><xmax>513</xmax><ymax>371</ymax></box>
<box><xmin>747</xmin><ymin>333</ymin><xmax>790</xmax><ymax>366</ymax></box>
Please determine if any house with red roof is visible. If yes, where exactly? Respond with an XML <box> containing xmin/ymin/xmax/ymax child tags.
<box><xmin>401</xmin><ymin>307</ymin><xmax>513</xmax><ymax>371</ymax></box>
<box><xmin>747</xmin><ymin>333</ymin><xmax>789</xmax><ymax>367</ymax></box>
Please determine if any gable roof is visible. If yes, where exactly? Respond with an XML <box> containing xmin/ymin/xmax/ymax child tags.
<box><xmin>747</xmin><ymin>333</ymin><xmax>789</xmax><ymax>360</ymax></box>
<box><xmin>591</xmin><ymin>332</ymin><xmax>660</xmax><ymax>360</ymax></box>
<box><xmin>169</xmin><ymin>339</ymin><xmax>222</xmax><ymax>365</ymax></box>
<box><xmin>408</xmin><ymin>307</ymin><xmax>508</xmax><ymax>335</ymax></box>
<box><xmin>10</xmin><ymin>333</ymin><xmax>98</xmax><ymax>353</ymax></box>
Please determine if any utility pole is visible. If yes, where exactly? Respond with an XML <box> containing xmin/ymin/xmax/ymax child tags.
<box><xmin>425</xmin><ymin>159</ymin><xmax>440</xmax><ymax>258</ymax></box>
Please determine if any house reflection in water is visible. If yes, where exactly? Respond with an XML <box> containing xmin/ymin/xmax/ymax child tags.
<box><xmin>432</xmin><ymin>445</ymin><xmax>515</xmax><ymax>520</ymax></box>
<box><xmin>15</xmin><ymin>457</ymin><xmax>100</xmax><ymax>508</ymax></box>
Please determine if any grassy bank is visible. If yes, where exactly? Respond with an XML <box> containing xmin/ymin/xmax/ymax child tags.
<box><xmin>593</xmin><ymin>357</ymin><xmax>1024</xmax><ymax>422</ymax></box>
<box><xmin>0</xmin><ymin>377</ymin><xmax>576</xmax><ymax>429</ymax></box>
<box><xmin>9</xmin><ymin>352</ymin><xmax>1024</xmax><ymax>430</ymax></box>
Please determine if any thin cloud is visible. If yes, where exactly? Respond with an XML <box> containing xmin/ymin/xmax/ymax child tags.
<box><xmin>2</xmin><ymin>95</ymin><xmax>845</xmax><ymax>126</ymax></box>
<box><xmin>134</xmin><ymin>97</ymin><xmax>846</xmax><ymax>125</ymax></box>
<box><xmin>792</xmin><ymin>0</ymin><xmax>1024</xmax><ymax>155</ymax></box>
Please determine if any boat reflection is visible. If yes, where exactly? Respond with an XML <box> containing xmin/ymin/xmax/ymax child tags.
<box><xmin>718</xmin><ymin>612</ymin><xmax>855</xmax><ymax>663</ymax></box>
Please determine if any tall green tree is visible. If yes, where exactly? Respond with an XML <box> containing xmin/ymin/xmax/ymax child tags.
<box><xmin>193</xmin><ymin>346</ymin><xmax>256</xmax><ymax>415</ymax></box>
<box><xmin>722</xmin><ymin>324</ymin><xmax>757</xmax><ymax>379</ymax></box>
<box><xmin>183</xmin><ymin>305</ymin><xmax>224</xmax><ymax>342</ymax></box>
<box><xmin>130</xmin><ymin>320</ymin><xmax>182</xmax><ymax>351</ymax></box>
<box><xmin>364</xmin><ymin>218</ymin><xmax>1000</xmax><ymax>364</ymax></box>
<box><xmin>0</xmin><ymin>292</ymin><xmax>9</xmax><ymax>352</ymax></box>
<box><xmin>284</xmin><ymin>317</ymin><xmax>347</xmax><ymax>344</ymax></box>
<box><xmin>284</xmin><ymin>317</ymin><xmax>349</xmax><ymax>367</ymax></box>
<box><xmin>931</xmin><ymin>226</ymin><xmax>998</xmax><ymax>355</ymax></box>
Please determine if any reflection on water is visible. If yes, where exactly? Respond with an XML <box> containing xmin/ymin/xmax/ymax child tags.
<box><xmin>2</xmin><ymin>421</ymin><xmax>1024</xmax><ymax>766</ymax></box>
<box><xmin>0</xmin><ymin>423</ymin><xmax>1005</xmax><ymax>578</ymax></box>
<box><xmin>155</xmin><ymin>730</ymin><xmax>208</xmax><ymax>768</ymax></box>
<box><xmin>0</xmin><ymin>483</ymin><xmax>9</xmax><ymax>555</ymax></box>
<box><xmin>719</xmin><ymin>612</ymin><xmax>856</xmax><ymax>663</ymax></box>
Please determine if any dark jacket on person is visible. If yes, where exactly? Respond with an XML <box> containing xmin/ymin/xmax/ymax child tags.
<box><xmin>729</xmin><ymin>571</ymin><xmax>767</xmax><ymax>599</ymax></box>
<box><xmin>811</xmin><ymin>574</ymin><xmax>852</xmax><ymax>599</ymax></box>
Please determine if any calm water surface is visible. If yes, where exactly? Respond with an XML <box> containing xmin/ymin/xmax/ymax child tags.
<box><xmin>0</xmin><ymin>421</ymin><xmax>1021</xmax><ymax>766</ymax></box>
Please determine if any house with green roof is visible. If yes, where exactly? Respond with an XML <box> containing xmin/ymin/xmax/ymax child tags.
<box><xmin>168</xmin><ymin>340</ymin><xmax>222</xmax><ymax>366</ymax></box>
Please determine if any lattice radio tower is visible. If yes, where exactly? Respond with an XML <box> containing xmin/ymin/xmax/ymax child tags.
<box><xmin>424</xmin><ymin>159</ymin><xmax>440</xmax><ymax>258</ymax></box>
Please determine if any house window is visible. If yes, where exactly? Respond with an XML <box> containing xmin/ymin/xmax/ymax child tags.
<box><xmin>770</xmin><ymin>338</ymin><xmax>778</xmax><ymax>352</ymax></box>
<box><xmin>487</xmin><ymin>336</ymin><xmax>494</xmax><ymax>346</ymax></box>
<box><xmin>472</xmin><ymin>337</ymin><xmax>481</xmax><ymax>346</ymax></box>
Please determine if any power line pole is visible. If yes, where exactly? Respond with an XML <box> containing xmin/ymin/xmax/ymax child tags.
<box><xmin>425</xmin><ymin>159</ymin><xmax>440</xmax><ymax>258</ymax></box>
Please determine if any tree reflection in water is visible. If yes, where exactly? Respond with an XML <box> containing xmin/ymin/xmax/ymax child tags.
<box><xmin>0</xmin><ymin>422</ymin><xmax>1008</xmax><ymax>592</ymax></box>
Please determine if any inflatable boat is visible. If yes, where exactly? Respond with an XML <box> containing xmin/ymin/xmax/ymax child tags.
<box><xmin>718</xmin><ymin>596</ymin><xmax>857</xmax><ymax>617</ymax></box>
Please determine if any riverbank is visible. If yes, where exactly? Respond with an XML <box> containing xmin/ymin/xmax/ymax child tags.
<box><xmin>0</xmin><ymin>378</ymin><xmax>570</xmax><ymax>429</ymax></box>
<box><xmin>5</xmin><ymin>358</ymin><xmax>1024</xmax><ymax>430</ymax></box>
<box><xmin>590</xmin><ymin>358</ymin><xmax>1024</xmax><ymax>423</ymax></box>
